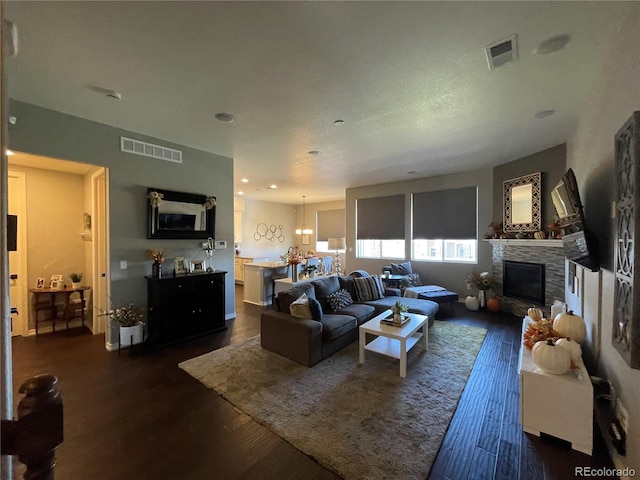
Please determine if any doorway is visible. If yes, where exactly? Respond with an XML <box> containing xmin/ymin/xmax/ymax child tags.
<box><xmin>8</xmin><ymin>152</ymin><xmax>109</xmax><ymax>337</ymax></box>
<box><xmin>8</xmin><ymin>171</ymin><xmax>27</xmax><ymax>336</ymax></box>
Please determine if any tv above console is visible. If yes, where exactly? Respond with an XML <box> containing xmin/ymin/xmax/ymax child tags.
<box><xmin>551</xmin><ymin>168</ymin><xmax>599</xmax><ymax>272</ymax></box>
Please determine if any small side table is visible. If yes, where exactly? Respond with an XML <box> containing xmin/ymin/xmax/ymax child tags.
<box><xmin>30</xmin><ymin>286</ymin><xmax>91</xmax><ymax>335</ymax></box>
<box><xmin>381</xmin><ymin>274</ymin><xmax>405</xmax><ymax>289</ymax></box>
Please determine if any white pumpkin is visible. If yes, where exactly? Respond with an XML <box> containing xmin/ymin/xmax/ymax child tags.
<box><xmin>553</xmin><ymin>310</ymin><xmax>586</xmax><ymax>343</ymax></box>
<box><xmin>532</xmin><ymin>340</ymin><xmax>571</xmax><ymax>375</ymax></box>
<box><xmin>555</xmin><ymin>337</ymin><xmax>582</xmax><ymax>363</ymax></box>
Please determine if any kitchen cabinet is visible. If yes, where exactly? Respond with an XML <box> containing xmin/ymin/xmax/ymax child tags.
<box><xmin>234</xmin><ymin>256</ymin><xmax>268</xmax><ymax>284</ymax></box>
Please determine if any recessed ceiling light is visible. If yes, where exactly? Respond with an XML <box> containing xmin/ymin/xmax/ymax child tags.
<box><xmin>334</xmin><ymin>120</ymin><xmax>345</xmax><ymax>126</ymax></box>
<box><xmin>241</xmin><ymin>178</ymin><xmax>249</xmax><ymax>183</ymax></box>
<box><xmin>215</xmin><ymin>112</ymin><xmax>235</xmax><ymax>123</ymax></box>
<box><xmin>308</xmin><ymin>150</ymin><xmax>320</xmax><ymax>155</ymax></box>
<box><xmin>534</xmin><ymin>34</ymin><xmax>570</xmax><ymax>55</ymax></box>
<box><xmin>238</xmin><ymin>191</ymin><xmax>244</xmax><ymax>195</ymax></box>
<box><xmin>534</xmin><ymin>110</ymin><xmax>555</xmax><ymax>119</ymax></box>
<box><xmin>6</xmin><ymin>150</ymin><xmax>14</xmax><ymax>156</ymax></box>
<box><xmin>270</xmin><ymin>184</ymin><xmax>277</xmax><ymax>189</ymax></box>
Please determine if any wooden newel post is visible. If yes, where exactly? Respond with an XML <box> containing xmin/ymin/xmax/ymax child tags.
<box><xmin>1</xmin><ymin>374</ymin><xmax>64</xmax><ymax>480</ymax></box>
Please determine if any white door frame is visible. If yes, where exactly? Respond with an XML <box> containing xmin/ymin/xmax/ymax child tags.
<box><xmin>91</xmin><ymin>168</ymin><xmax>110</xmax><ymax>336</ymax></box>
<box><xmin>8</xmin><ymin>171</ymin><xmax>28</xmax><ymax>336</ymax></box>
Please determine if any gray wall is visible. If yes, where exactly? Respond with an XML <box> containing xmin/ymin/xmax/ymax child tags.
<box><xmin>565</xmin><ymin>2</ymin><xmax>639</xmax><ymax>471</ymax></box>
<box><xmin>346</xmin><ymin>167</ymin><xmax>494</xmax><ymax>297</ymax></box>
<box><xmin>492</xmin><ymin>143</ymin><xmax>567</xmax><ymax>230</ymax></box>
<box><xmin>7</xmin><ymin>100</ymin><xmax>235</xmax><ymax>344</ymax></box>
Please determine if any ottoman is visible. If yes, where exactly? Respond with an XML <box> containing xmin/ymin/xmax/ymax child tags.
<box><xmin>417</xmin><ymin>289</ymin><xmax>459</xmax><ymax>313</ymax></box>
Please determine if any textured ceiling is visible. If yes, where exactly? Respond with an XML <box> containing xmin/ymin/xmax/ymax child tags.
<box><xmin>4</xmin><ymin>1</ymin><xmax>633</xmax><ymax>204</ymax></box>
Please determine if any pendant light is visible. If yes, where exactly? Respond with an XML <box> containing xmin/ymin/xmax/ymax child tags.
<box><xmin>295</xmin><ymin>196</ymin><xmax>313</xmax><ymax>235</ymax></box>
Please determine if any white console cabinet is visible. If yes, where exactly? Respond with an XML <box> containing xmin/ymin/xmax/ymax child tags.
<box><xmin>518</xmin><ymin>317</ymin><xmax>593</xmax><ymax>455</ymax></box>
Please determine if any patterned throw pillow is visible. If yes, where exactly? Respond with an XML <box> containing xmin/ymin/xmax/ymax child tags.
<box><xmin>353</xmin><ymin>275</ymin><xmax>385</xmax><ymax>302</ymax></box>
<box><xmin>391</xmin><ymin>261</ymin><xmax>413</xmax><ymax>275</ymax></box>
<box><xmin>399</xmin><ymin>273</ymin><xmax>422</xmax><ymax>290</ymax></box>
<box><xmin>326</xmin><ymin>289</ymin><xmax>354</xmax><ymax>312</ymax></box>
<box><xmin>289</xmin><ymin>293</ymin><xmax>313</xmax><ymax>319</ymax></box>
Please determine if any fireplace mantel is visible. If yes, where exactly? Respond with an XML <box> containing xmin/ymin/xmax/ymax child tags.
<box><xmin>485</xmin><ymin>239</ymin><xmax>563</xmax><ymax>248</ymax></box>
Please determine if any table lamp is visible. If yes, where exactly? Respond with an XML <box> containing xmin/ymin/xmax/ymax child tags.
<box><xmin>327</xmin><ymin>237</ymin><xmax>346</xmax><ymax>275</ymax></box>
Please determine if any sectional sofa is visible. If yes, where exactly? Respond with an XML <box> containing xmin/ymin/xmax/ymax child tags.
<box><xmin>260</xmin><ymin>273</ymin><xmax>439</xmax><ymax>366</ymax></box>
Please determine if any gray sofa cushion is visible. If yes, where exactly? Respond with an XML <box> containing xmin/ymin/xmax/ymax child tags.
<box><xmin>320</xmin><ymin>314</ymin><xmax>357</xmax><ymax>340</ymax></box>
<box><xmin>366</xmin><ymin>297</ymin><xmax>439</xmax><ymax>327</ymax></box>
<box><xmin>352</xmin><ymin>275</ymin><xmax>385</xmax><ymax>301</ymax></box>
<box><xmin>391</xmin><ymin>261</ymin><xmax>412</xmax><ymax>275</ymax></box>
<box><xmin>334</xmin><ymin>303</ymin><xmax>376</xmax><ymax>325</ymax></box>
<box><xmin>312</xmin><ymin>276</ymin><xmax>342</xmax><ymax>311</ymax></box>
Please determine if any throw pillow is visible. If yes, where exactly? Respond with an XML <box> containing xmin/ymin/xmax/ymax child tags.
<box><xmin>391</xmin><ymin>261</ymin><xmax>413</xmax><ymax>275</ymax></box>
<box><xmin>289</xmin><ymin>293</ymin><xmax>313</xmax><ymax>319</ymax></box>
<box><xmin>352</xmin><ymin>275</ymin><xmax>385</xmax><ymax>302</ymax></box>
<box><xmin>326</xmin><ymin>289</ymin><xmax>354</xmax><ymax>312</ymax></box>
<box><xmin>399</xmin><ymin>273</ymin><xmax>422</xmax><ymax>289</ymax></box>
<box><xmin>309</xmin><ymin>298</ymin><xmax>323</xmax><ymax>321</ymax></box>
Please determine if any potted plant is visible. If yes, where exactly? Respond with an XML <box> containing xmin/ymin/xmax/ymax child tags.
<box><xmin>101</xmin><ymin>302</ymin><xmax>147</xmax><ymax>346</ymax></box>
<box><xmin>390</xmin><ymin>300</ymin><xmax>409</xmax><ymax>324</ymax></box>
<box><xmin>69</xmin><ymin>272</ymin><xmax>83</xmax><ymax>289</ymax></box>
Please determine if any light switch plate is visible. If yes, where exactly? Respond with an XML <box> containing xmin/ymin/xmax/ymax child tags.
<box><xmin>215</xmin><ymin>240</ymin><xmax>227</xmax><ymax>249</ymax></box>
<box><xmin>120</xmin><ymin>260</ymin><xmax>127</xmax><ymax>269</ymax></box>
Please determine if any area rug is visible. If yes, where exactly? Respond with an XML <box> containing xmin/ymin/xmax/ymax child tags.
<box><xmin>179</xmin><ymin>321</ymin><xmax>486</xmax><ymax>480</ymax></box>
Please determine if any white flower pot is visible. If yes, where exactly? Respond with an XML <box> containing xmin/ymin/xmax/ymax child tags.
<box><xmin>120</xmin><ymin>323</ymin><xmax>144</xmax><ymax>346</ymax></box>
<box><xmin>72</xmin><ymin>282</ymin><xmax>82</xmax><ymax>289</ymax></box>
<box><xmin>465</xmin><ymin>296</ymin><xmax>480</xmax><ymax>311</ymax></box>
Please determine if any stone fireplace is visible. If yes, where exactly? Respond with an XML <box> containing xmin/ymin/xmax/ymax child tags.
<box><xmin>488</xmin><ymin>239</ymin><xmax>565</xmax><ymax>317</ymax></box>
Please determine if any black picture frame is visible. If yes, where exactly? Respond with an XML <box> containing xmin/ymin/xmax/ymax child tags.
<box><xmin>147</xmin><ymin>187</ymin><xmax>216</xmax><ymax>239</ymax></box>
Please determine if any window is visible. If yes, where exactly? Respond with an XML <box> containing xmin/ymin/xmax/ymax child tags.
<box><xmin>356</xmin><ymin>195</ymin><xmax>405</xmax><ymax>259</ymax></box>
<box><xmin>412</xmin><ymin>187</ymin><xmax>477</xmax><ymax>263</ymax></box>
<box><xmin>413</xmin><ymin>239</ymin><xmax>477</xmax><ymax>262</ymax></box>
<box><xmin>356</xmin><ymin>239</ymin><xmax>405</xmax><ymax>259</ymax></box>
<box><xmin>316</xmin><ymin>209</ymin><xmax>345</xmax><ymax>252</ymax></box>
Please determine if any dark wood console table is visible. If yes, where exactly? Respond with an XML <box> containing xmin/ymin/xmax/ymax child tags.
<box><xmin>29</xmin><ymin>286</ymin><xmax>91</xmax><ymax>335</ymax></box>
<box><xmin>146</xmin><ymin>271</ymin><xmax>227</xmax><ymax>346</ymax></box>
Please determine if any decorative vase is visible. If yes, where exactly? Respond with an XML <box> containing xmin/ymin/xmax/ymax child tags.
<box><xmin>478</xmin><ymin>289</ymin><xmax>487</xmax><ymax>309</ymax></box>
<box><xmin>152</xmin><ymin>261</ymin><xmax>162</xmax><ymax>279</ymax></box>
<box><xmin>465</xmin><ymin>296</ymin><xmax>480</xmax><ymax>311</ymax></box>
<box><xmin>119</xmin><ymin>323</ymin><xmax>144</xmax><ymax>346</ymax></box>
<box><xmin>291</xmin><ymin>264</ymin><xmax>298</xmax><ymax>282</ymax></box>
<box><xmin>393</xmin><ymin>313</ymin><xmax>402</xmax><ymax>324</ymax></box>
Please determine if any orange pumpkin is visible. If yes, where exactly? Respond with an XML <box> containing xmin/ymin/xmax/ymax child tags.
<box><xmin>486</xmin><ymin>297</ymin><xmax>501</xmax><ymax>313</ymax></box>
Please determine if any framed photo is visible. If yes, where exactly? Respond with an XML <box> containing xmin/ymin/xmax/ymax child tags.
<box><xmin>174</xmin><ymin>257</ymin><xmax>188</xmax><ymax>275</ymax></box>
<box><xmin>50</xmin><ymin>274</ymin><xmax>63</xmax><ymax>282</ymax></box>
<box><xmin>50</xmin><ymin>280</ymin><xmax>64</xmax><ymax>290</ymax></box>
<box><xmin>35</xmin><ymin>278</ymin><xmax>45</xmax><ymax>289</ymax></box>
<box><xmin>190</xmin><ymin>259</ymin><xmax>205</xmax><ymax>274</ymax></box>
<box><xmin>302</xmin><ymin>234</ymin><xmax>310</xmax><ymax>245</ymax></box>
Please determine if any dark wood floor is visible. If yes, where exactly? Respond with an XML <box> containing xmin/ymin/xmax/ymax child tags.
<box><xmin>10</xmin><ymin>286</ymin><xmax>614</xmax><ymax>479</ymax></box>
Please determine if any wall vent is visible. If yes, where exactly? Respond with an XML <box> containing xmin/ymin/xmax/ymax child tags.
<box><xmin>120</xmin><ymin>136</ymin><xmax>182</xmax><ymax>163</ymax></box>
<box><xmin>485</xmin><ymin>34</ymin><xmax>518</xmax><ymax>70</ymax></box>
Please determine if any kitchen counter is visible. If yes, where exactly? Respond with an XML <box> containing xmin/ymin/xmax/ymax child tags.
<box><xmin>243</xmin><ymin>261</ymin><xmax>289</xmax><ymax>306</ymax></box>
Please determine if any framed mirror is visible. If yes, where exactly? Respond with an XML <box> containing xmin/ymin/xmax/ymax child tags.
<box><xmin>503</xmin><ymin>172</ymin><xmax>541</xmax><ymax>233</ymax></box>
<box><xmin>147</xmin><ymin>187</ymin><xmax>216</xmax><ymax>239</ymax></box>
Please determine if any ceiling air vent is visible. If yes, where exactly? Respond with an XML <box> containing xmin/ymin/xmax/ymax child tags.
<box><xmin>485</xmin><ymin>34</ymin><xmax>518</xmax><ymax>70</ymax></box>
<box><xmin>120</xmin><ymin>136</ymin><xmax>182</xmax><ymax>163</ymax></box>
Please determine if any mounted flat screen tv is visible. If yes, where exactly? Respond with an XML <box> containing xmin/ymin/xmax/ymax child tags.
<box><xmin>551</xmin><ymin>168</ymin><xmax>599</xmax><ymax>272</ymax></box>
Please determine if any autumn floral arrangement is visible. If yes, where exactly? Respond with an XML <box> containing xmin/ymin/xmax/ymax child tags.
<box><xmin>148</xmin><ymin>191</ymin><xmax>164</xmax><ymax>208</ymax></box>
<box><xmin>146</xmin><ymin>248</ymin><xmax>165</xmax><ymax>264</ymax></box>
<box><xmin>466</xmin><ymin>271</ymin><xmax>495</xmax><ymax>292</ymax></box>
<box><xmin>280</xmin><ymin>250</ymin><xmax>300</xmax><ymax>266</ymax></box>
<box><xmin>203</xmin><ymin>196</ymin><xmax>216</xmax><ymax>210</ymax></box>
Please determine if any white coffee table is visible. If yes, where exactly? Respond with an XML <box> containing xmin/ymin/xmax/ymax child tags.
<box><xmin>358</xmin><ymin>310</ymin><xmax>429</xmax><ymax>377</ymax></box>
